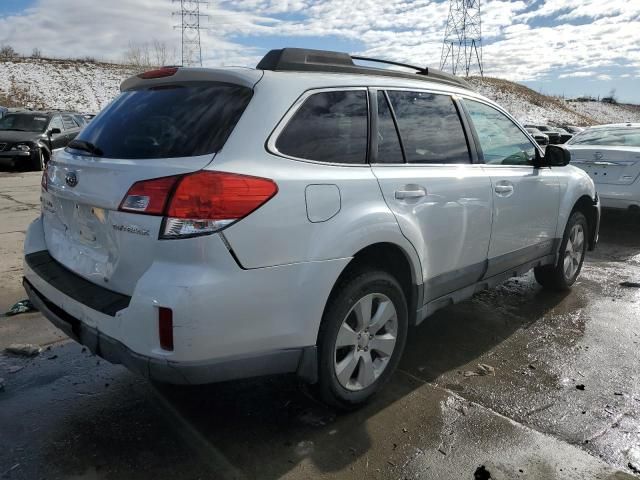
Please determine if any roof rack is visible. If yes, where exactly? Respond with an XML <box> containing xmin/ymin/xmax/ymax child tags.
<box><xmin>256</xmin><ymin>48</ymin><xmax>471</xmax><ymax>90</ymax></box>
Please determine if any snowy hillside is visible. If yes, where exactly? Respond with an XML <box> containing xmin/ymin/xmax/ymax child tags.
<box><xmin>469</xmin><ymin>77</ymin><xmax>640</xmax><ymax>127</ymax></box>
<box><xmin>0</xmin><ymin>58</ymin><xmax>135</xmax><ymax>113</ymax></box>
<box><xmin>1</xmin><ymin>57</ymin><xmax>639</xmax><ymax>126</ymax></box>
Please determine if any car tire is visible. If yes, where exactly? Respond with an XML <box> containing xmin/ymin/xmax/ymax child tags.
<box><xmin>534</xmin><ymin>211</ymin><xmax>588</xmax><ymax>291</ymax></box>
<box><xmin>30</xmin><ymin>149</ymin><xmax>46</xmax><ymax>171</ymax></box>
<box><xmin>316</xmin><ymin>268</ymin><xmax>408</xmax><ymax>410</ymax></box>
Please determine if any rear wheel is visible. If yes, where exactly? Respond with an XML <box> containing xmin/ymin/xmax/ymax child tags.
<box><xmin>316</xmin><ymin>268</ymin><xmax>408</xmax><ymax>410</ymax></box>
<box><xmin>534</xmin><ymin>211</ymin><xmax>588</xmax><ymax>290</ymax></box>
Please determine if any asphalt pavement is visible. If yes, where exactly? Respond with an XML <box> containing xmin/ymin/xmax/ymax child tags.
<box><xmin>0</xmin><ymin>171</ymin><xmax>639</xmax><ymax>480</ymax></box>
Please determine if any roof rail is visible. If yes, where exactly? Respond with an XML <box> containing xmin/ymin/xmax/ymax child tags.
<box><xmin>256</xmin><ymin>48</ymin><xmax>471</xmax><ymax>90</ymax></box>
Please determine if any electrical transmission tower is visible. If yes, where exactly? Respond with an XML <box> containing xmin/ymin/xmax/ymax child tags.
<box><xmin>173</xmin><ymin>0</ymin><xmax>208</xmax><ymax>67</ymax></box>
<box><xmin>439</xmin><ymin>0</ymin><xmax>483</xmax><ymax>77</ymax></box>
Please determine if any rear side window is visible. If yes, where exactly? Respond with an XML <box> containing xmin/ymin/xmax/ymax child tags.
<box><xmin>72</xmin><ymin>83</ymin><xmax>252</xmax><ymax>159</ymax></box>
<box><xmin>387</xmin><ymin>91</ymin><xmax>470</xmax><ymax>164</ymax></box>
<box><xmin>275</xmin><ymin>90</ymin><xmax>368</xmax><ymax>164</ymax></box>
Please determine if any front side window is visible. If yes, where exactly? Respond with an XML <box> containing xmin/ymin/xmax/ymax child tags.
<box><xmin>276</xmin><ymin>90</ymin><xmax>368</xmax><ymax>164</ymax></box>
<box><xmin>48</xmin><ymin>116</ymin><xmax>63</xmax><ymax>131</ymax></box>
<box><xmin>386</xmin><ymin>91</ymin><xmax>470</xmax><ymax>164</ymax></box>
<box><xmin>62</xmin><ymin>115</ymin><xmax>79</xmax><ymax>130</ymax></box>
<box><xmin>465</xmin><ymin>100</ymin><xmax>536</xmax><ymax>165</ymax></box>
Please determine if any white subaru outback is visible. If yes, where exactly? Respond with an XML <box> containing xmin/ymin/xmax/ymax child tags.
<box><xmin>23</xmin><ymin>48</ymin><xmax>600</xmax><ymax>408</ymax></box>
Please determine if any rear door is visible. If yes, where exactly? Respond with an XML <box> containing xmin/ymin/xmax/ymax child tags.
<box><xmin>462</xmin><ymin>98</ymin><xmax>560</xmax><ymax>277</ymax></box>
<box><xmin>370</xmin><ymin>89</ymin><xmax>493</xmax><ymax>303</ymax></box>
<box><xmin>42</xmin><ymin>80</ymin><xmax>254</xmax><ymax>295</ymax></box>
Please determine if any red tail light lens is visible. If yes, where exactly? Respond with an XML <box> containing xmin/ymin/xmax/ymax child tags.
<box><xmin>118</xmin><ymin>171</ymin><xmax>278</xmax><ymax>238</ymax></box>
<box><xmin>138</xmin><ymin>67</ymin><xmax>178</xmax><ymax>79</ymax></box>
<box><xmin>158</xmin><ymin>307</ymin><xmax>174</xmax><ymax>351</ymax></box>
<box><xmin>119</xmin><ymin>175</ymin><xmax>180</xmax><ymax>215</ymax></box>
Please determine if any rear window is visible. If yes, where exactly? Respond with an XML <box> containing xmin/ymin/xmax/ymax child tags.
<box><xmin>275</xmin><ymin>90</ymin><xmax>368</xmax><ymax>164</ymax></box>
<box><xmin>568</xmin><ymin>127</ymin><xmax>640</xmax><ymax>147</ymax></box>
<box><xmin>71</xmin><ymin>83</ymin><xmax>252</xmax><ymax>159</ymax></box>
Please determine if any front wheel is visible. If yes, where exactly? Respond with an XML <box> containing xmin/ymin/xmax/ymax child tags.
<box><xmin>30</xmin><ymin>149</ymin><xmax>46</xmax><ymax>171</ymax></box>
<box><xmin>534</xmin><ymin>211</ymin><xmax>588</xmax><ymax>290</ymax></box>
<box><xmin>316</xmin><ymin>269</ymin><xmax>408</xmax><ymax>410</ymax></box>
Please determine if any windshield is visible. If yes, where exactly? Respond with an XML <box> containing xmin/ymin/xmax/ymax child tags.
<box><xmin>71</xmin><ymin>83</ymin><xmax>252</xmax><ymax>159</ymax></box>
<box><xmin>0</xmin><ymin>113</ymin><xmax>49</xmax><ymax>132</ymax></box>
<box><xmin>568</xmin><ymin>127</ymin><xmax>640</xmax><ymax>147</ymax></box>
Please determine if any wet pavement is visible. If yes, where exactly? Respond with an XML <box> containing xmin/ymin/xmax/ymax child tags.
<box><xmin>1</xmin><ymin>171</ymin><xmax>640</xmax><ymax>479</ymax></box>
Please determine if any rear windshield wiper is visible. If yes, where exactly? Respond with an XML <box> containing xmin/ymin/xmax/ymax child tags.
<box><xmin>68</xmin><ymin>139</ymin><xmax>103</xmax><ymax>156</ymax></box>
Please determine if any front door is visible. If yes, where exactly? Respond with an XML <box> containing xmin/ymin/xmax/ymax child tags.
<box><xmin>370</xmin><ymin>89</ymin><xmax>493</xmax><ymax>303</ymax></box>
<box><xmin>462</xmin><ymin>98</ymin><xmax>561</xmax><ymax>278</ymax></box>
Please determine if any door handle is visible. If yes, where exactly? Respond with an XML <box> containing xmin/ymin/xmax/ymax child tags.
<box><xmin>395</xmin><ymin>187</ymin><xmax>426</xmax><ymax>200</ymax></box>
<box><xmin>494</xmin><ymin>183</ymin><xmax>514</xmax><ymax>197</ymax></box>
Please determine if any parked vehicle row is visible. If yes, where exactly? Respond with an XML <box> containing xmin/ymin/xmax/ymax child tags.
<box><xmin>23</xmin><ymin>48</ymin><xmax>600</xmax><ymax>409</ymax></box>
<box><xmin>0</xmin><ymin>109</ymin><xmax>93</xmax><ymax>171</ymax></box>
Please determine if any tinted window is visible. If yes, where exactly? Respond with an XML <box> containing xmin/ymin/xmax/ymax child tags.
<box><xmin>72</xmin><ymin>83</ymin><xmax>252</xmax><ymax>159</ymax></box>
<box><xmin>276</xmin><ymin>90</ymin><xmax>368</xmax><ymax>164</ymax></box>
<box><xmin>62</xmin><ymin>115</ymin><xmax>78</xmax><ymax>130</ymax></box>
<box><xmin>386</xmin><ymin>91</ymin><xmax>470</xmax><ymax>164</ymax></box>
<box><xmin>568</xmin><ymin>127</ymin><xmax>640</xmax><ymax>147</ymax></box>
<box><xmin>376</xmin><ymin>92</ymin><xmax>404</xmax><ymax>163</ymax></box>
<box><xmin>0</xmin><ymin>113</ymin><xmax>50</xmax><ymax>132</ymax></box>
<box><xmin>465</xmin><ymin>100</ymin><xmax>536</xmax><ymax>165</ymax></box>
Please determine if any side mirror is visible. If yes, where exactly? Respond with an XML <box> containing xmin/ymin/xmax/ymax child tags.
<box><xmin>535</xmin><ymin>144</ymin><xmax>571</xmax><ymax>167</ymax></box>
<box><xmin>48</xmin><ymin>128</ymin><xmax>61</xmax><ymax>136</ymax></box>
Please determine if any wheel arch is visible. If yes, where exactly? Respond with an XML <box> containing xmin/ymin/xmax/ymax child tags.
<box><xmin>325</xmin><ymin>242</ymin><xmax>421</xmax><ymax>329</ymax></box>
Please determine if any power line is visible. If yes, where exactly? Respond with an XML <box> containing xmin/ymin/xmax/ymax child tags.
<box><xmin>172</xmin><ymin>0</ymin><xmax>208</xmax><ymax>67</ymax></box>
<box><xmin>439</xmin><ymin>0</ymin><xmax>483</xmax><ymax>77</ymax></box>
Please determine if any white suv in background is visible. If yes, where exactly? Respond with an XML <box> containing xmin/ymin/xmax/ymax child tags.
<box><xmin>23</xmin><ymin>48</ymin><xmax>600</xmax><ymax>408</ymax></box>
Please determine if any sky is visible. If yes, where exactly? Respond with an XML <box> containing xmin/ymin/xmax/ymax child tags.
<box><xmin>0</xmin><ymin>0</ymin><xmax>639</xmax><ymax>102</ymax></box>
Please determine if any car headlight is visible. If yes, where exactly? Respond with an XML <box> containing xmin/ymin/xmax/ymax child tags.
<box><xmin>10</xmin><ymin>143</ymin><xmax>32</xmax><ymax>152</ymax></box>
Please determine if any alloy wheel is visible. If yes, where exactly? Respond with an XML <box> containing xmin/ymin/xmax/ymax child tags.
<box><xmin>333</xmin><ymin>293</ymin><xmax>398</xmax><ymax>391</ymax></box>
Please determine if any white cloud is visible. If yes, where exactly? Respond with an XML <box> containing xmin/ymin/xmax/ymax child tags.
<box><xmin>0</xmin><ymin>0</ymin><xmax>638</xmax><ymax>85</ymax></box>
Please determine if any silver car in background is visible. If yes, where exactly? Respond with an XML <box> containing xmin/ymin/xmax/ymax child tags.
<box><xmin>566</xmin><ymin>123</ymin><xmax>640</xmax><ymax>212</ymax></box>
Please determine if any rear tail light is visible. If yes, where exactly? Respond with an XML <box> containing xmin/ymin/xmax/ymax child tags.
<box><xmin>119</xmin><ymin>171</ymin><xmax>278</xmax><ymax>239</ymax></box>
<box><xmin>158</xmin><ymin>307</ymin><xmax>174</xmax><ymax>351</ymax></box>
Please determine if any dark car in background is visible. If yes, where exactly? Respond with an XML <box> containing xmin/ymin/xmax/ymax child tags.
<box><xmin>525</xmin><ymin>127</ymin><xmax>549</xmax><ymax>147</ymax></box>
<box><xmin>525</xmin><ymin>125</ymin><xmax>561</xmax><ymax>144</ymax></box>
<box><xmin>0</xmin><ymin>106</ymin><xmax>7</xmax><ymax>119</ymax></box>
<box><xmin>550</xmin><ymin>127</ymin><xmax>573</xmax><ymax>144</ymax></box>
<box><xmin>0</xmin><ymin>111</ymin><xmax>83</xmax><ymax>170</ymax></box>
<box><xmin>564</xmin><ymin>125</ymin><xmax>585</xmax><ymax>134</ymax></box>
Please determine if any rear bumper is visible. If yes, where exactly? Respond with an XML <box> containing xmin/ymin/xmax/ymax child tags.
<box><xmin>22</xmin><ymin>216</ymin><xmax>341</xmax><ymax>385</ymax></box>
<box><xmin>24</xmin><ymin>277</ymin><xmax>310</xmax><ymax>384</ymax></box>
<box><xmin>596</xmin><ymin>182</ymin><xmax>640</xmax><ymax>210</ymax></box>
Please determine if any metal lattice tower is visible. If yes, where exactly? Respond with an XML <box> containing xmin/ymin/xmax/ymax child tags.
<box><xmin>439</xmin><ymin>0</ymin><xmax>483</xmax><ymax>77</ymax></box>
<box><xmin>173</xmin><ymin>0</ymin><xmax>208</xmax><ymax>67</ymax></box>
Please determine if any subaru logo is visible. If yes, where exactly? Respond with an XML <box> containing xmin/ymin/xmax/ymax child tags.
<box><xmin>594</xmin><ymin>152</ymin><xmax>603</xmax><ymax>161</ymax></box>
<box><xmin>65</xmin><ymin>172</ymin><xmax>78</xmax><ymax>187</ymax></box>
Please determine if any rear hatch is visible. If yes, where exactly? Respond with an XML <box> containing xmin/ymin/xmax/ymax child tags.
<box><xmin>41</xmin><ymin>69</ymin><xmax>258</xmax><ymax>295</ymax></box>
<box><xmin>568</xmin><ymin>145</ymin><xmax>640</xmax><ymax>185</ymax></box>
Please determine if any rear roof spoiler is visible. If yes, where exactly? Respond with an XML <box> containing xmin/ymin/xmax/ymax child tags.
<box><xmin>120</xmin><ymin>67</ymin><xmax>263</xmax><ymax>91</ymax></box>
